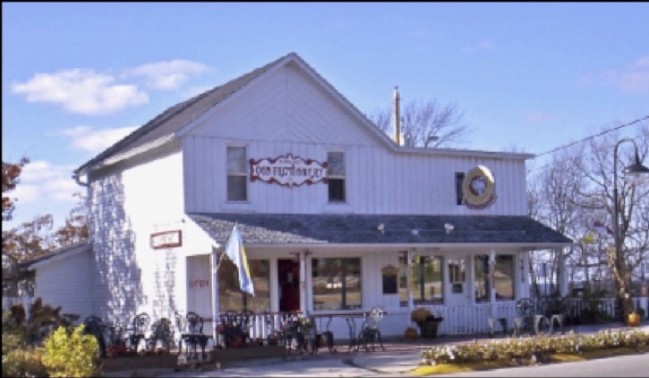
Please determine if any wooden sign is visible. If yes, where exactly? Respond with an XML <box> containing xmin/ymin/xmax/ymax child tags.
<box><xmin>150</xmin><ymin>230</ymin><xmax>182</xmax><ymax>249</ymax></box>
<box><xmin>249</xmin><ymin>153</ymin><xmax>328</xmax><ymax>187</ymax></box>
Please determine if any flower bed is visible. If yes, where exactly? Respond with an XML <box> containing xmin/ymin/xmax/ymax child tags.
<box><xmin>420</xmin><ymin>328</ymin><xmax>649</xmax><ymax>367</ymax></box>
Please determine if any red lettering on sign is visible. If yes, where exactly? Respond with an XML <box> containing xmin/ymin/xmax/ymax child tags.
<box><xmin>189</xmin><ymin>279</ymin><xmax>209</xmax><ymax>289</ymax></box>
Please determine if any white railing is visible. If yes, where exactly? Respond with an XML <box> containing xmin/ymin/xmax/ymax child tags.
<box><xmin>416</xmin><ymin>296</ymin><xmax>646</xmax><ymax>336</ymax></box>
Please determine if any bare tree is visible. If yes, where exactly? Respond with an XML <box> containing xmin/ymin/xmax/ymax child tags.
<box><xmin>580</xmin><ymin>126</ymin><xmax>648</xmax><ymax>319</ymax></box>
<box><xmin>530</xmin><ymin>124</ymin><xmax>648</xmax><ymax>320</ymax></box>
<box><xmin>370</xmin><ymin>99</ymin><xmax>471</xmax><ymax>148</ymax></box>
<box><xmin>528</xmin><ymin>146</ymin><xmax>587</xmax><ymax>297</ymax></box>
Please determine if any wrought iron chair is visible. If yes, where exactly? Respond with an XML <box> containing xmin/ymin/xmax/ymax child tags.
<box><xmin>278</xmin><ymin>312</ymin><xmax>307</xmax><ymax>355</ymax></box>
<box><xmin>547</xmin><ymin>296</ymin><xmax>573</xmax><ymax>334</ymax></box>
<box><xmin>123</xmin><ymin>312</ymin><xmax>150</xmax><ymax>354</ymax></box>
<box><xmin>356</xmin><ymin>306</ymin><xmax>386</xmax><ymax>352</ymax></box>
<box><xmin>179</xmin><ymin>312</ymin><xmax>211</xmax><ymax>359</ymax></box>
<box><xmin>513</xmin><ymin>298</ymin><xmax>548</xmax><ymax>336</ymax></box>
<box><xmin>146</xmin><ymin>317</ymin><xmax>174</xmax><ymax>354</ymax></box>
<box><xmin>82</xmin><ymin>315</ymin><xmax>107</xmax><ymax>358</ymax></box>
<box><xmin>219</xmin><ymin>309</ymin><xmax>253</xmax><ymax>348</ymax></box>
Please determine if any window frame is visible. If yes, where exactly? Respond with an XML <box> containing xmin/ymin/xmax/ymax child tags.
<box><xmin>226</xmin><ymin>146</ymin><xmax>248</xmax><ymax>202</ymax></box>
<box><xmin>400</xmin><ymin>255</ymin><xmax>444</xmax><ymax>306</ymax></box>
<box><xmin>474</xmin><ymin>254</ymin><xmax>515</xmax><ymax>303</ymax></box>
<box><xmin>311</xmin><ymin>256</ymin><xmax>362</xmax><ymax>311</ymax></box>
<box><xmin>327</xmin><ymin>151</ymin><xmax>346</xmax><ymax>203</ymax></box>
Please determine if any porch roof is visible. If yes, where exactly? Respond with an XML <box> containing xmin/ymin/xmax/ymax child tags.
<box><xmin>188</xmin><ymin>213</ymin><xmax>572</xmax><ymax>248</ymax></box>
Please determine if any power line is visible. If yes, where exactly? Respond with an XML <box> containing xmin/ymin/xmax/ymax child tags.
<box><xmin>535</xmin><ymin>115</ymin><xmax>649</xmax><ymax>158</ymax></box>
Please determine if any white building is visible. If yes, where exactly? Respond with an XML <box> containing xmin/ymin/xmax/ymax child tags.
<box><xmin>27</xmin><ymin>52</ymin><xmax>571</xmax><ymax>343</ymax></box>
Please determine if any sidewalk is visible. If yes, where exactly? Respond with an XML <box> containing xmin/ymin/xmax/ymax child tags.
<box><xmin>103</xmin><ymin>322</ymin><xmax>649</xmax><ymax>377</ymax></box>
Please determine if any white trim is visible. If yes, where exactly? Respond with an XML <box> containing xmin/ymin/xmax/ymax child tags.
<box><xmin>229</xmin><ymin>242</ymin><xmax>574</xmax><ymax>251</ymax></box>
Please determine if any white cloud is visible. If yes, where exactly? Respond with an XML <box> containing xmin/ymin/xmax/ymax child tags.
<box><xmin>525</xmin><ymin>112</ymin><xmax>553</xmax><ymax>124</ymax></box>
<box><xmin>582</xmin><ymin>56</ymin><xmax>649</xmax><ymax>95</ymax></box>
<box><xmin>59</xmin><ymin>125</ymin><xmax>138</xmax><ymax>154</ymax></box>
<box><xmin>11</xmin><ymin>60</ymin><xmax>210</xmax><ymax>115</ymax></box>
<box><xmin>605</xmin><ymin>56</ymin><xmax>649</xmax><ymax>94</ymax></box>
<box><xmin>125</xmin><ymin>60</ymin><xmax>211</xmax><ymax>90</ymax></box>
<box><xmin>6</xmin><ymin>161</ymin><xmax>79</xmax><ymax>229</ymax></box>
<box><xmin>462</xmin><ymin>40</ymin><xmax>495</xmax><ymax>54</ymax></box>
<box><xmin>11</xmin><ymin>160</ymin><xmax>79</xmax><ymax>206</ymax></box>
<box><xmin>11</xmin><ymin>69</ymin><xmax>149</xmax><ymax>115</ymax></box>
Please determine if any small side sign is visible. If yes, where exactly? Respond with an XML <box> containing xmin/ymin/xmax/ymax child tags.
<box><xmin>150</xmin><ymin>230</ymin><xmax>182</xmax><ymax>249</ymax></box>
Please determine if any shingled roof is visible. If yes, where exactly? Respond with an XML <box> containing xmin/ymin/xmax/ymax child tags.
<box><xmin>189</xmin><ymin>213</ymin><xmax>572</xmax><ymax>247</ymax></box>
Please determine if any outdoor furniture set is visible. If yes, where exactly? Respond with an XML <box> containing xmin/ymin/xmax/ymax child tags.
<box><xmin>80</xmin><ymin>311</ymin><xmax>211</xmax><ymax>360</ymax></box>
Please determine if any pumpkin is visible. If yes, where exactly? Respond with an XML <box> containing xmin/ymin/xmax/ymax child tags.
<box><xmin>627</xmin><ymin>312</ymin><xmax>640</xmax><ymax>327</ymax></box>
<box><xmin>404</xmin><ymin>327</ymin><xmax>418</xmax><ymax>340</ymax></box>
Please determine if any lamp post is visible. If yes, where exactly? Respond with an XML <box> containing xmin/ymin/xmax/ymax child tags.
<box><xmin>611</xmin><ymin>138</ymin><xmax>649</xmax><ymax>320</ymax></box>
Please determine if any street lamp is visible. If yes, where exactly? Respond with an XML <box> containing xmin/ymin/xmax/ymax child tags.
<box><xmin>611</xmin><ymin>138</ymin><xmax>649</xmax><ymax>320</ymax></box>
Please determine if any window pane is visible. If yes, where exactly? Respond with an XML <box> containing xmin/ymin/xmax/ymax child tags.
<box><xmin>455</xmin><ymin>172</ymin><xmax>465</xmax><ymax>205</ymax></box>
<box><xmin>474</xmin><ymin>255</ymin><xmax>490</xmax><ymax>302</ymax></box>
<box><xmin>227</xmin><ymin>176</ymin><xmax>247</xmax><ymax>201</ymax></box>
<box><xmin>473</xmin><ymin>255</ymin><xmax>514</xmax><ymax>302</ymax></box>
<box><xmin>399</xmin><ymin>255</ymin><xmax>408</xmax><ymax>306</ymax></box>
<box><xmin>495</xmin><ymin>255</ymin><xmax>514</xmax><ymax>300</ymax></box>
<box><xmin>311</xmin><ymin>257</ymin><xmax>361</xmax><ymax>310</ymax></box>
<box><xmin>328</xmin><ymin>178</ymin><xmax>345</xmax><ymax>202</ymax></box>
<box><xmin>227</xmin><ymin>146</ymin><xmax>247</xmax><ymax>174</ymax></box>
<box><xmin>411</xmin><ymin>256</ymin><xmax>443</xmax><ymax>304</ymax></box>
<box><xmin>327</xmin><ymin>152</ymin><xmax>345</xmax><ymax>176</ymax></box>
<box><xmin>218</xmin><ymin>259</ymin><xmax>270</xmax><ymax>312</ymax></box>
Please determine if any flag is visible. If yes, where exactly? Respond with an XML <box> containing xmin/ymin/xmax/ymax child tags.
<box><xmin>224</xmin><ymin>225</ymin><xmax>255</xmax><ymax>296</ymax></box>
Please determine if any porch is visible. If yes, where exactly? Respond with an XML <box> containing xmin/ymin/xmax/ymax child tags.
<box><xmin>217</xmin><ymin>296</ymin><xmax>647</xmax><ymax>343</ymax></box>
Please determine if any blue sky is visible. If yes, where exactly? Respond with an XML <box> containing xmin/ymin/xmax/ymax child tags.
<box><xmin>3</xmin><ymin>2</ymin><xmax>649</xmax><ymax>229</ymax></box>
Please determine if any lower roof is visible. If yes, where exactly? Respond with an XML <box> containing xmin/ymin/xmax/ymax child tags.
<box><xmin>188</xmin><ymin>213</ymin><xmax>572</xmax><ymax>248</ymax></box>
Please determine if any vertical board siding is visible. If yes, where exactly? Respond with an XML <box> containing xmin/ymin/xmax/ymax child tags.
<box><xmin>34</xmin><ymin>250</ymin><xmax>94</xmax><ymax>320</ymax></box>
<box><xmin>183</xmin><ymin>63</ymin><xmax>528</xmax><ymax>216</ymax></box>
<box><xmin>186</xmin><ymin>137</ymin><xmax>528</xmax><ymax>216</ymax></box>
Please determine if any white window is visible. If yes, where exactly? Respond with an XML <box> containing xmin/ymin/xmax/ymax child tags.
<box><xmin>327</xmin><ymin>152</ymin><xmax>345</xmax><ymax>202</ymax></box>
<box><xmin>227</xmin><ymin>146</ymin><xmax>247</xmax><ymax>201</ymax></box>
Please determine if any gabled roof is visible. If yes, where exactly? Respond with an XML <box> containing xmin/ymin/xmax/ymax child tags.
<box><xmin>21</xmin><ymin>241</ymin><xmax>91</xmax><ymax>270</ymax></box>
<box><xmin>74</xmin><ymin>52</ymin><xmax>396</xmax><ymax>176</ymax></box>
<box><xmin>189</xmin><ymin>213</ymin><xmax>572</xmax><ymax>248</ymax></box>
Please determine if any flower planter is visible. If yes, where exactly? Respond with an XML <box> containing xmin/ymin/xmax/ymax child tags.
<box><xmin>417</xmin><ymin>319</ymin><xmax>441</xmax><ymax>339</ymax></box>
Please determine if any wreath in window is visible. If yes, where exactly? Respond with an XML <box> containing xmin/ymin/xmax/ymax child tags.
<box><xmin>462</xmin><ymin>165</ymin><xmax>496</xmax><ymax>209</ymax></box>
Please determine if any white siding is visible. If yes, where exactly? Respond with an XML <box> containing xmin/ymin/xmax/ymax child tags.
<box><xmin>88</xmin><ymin>143</ymin><xmax>189</xmax><ymax>323</ymax></box>
<box><xmin>183</xmin><ymin>63</ymin><xmax>529</xmax><ymax>216</ymax></box>
<box><xmin>34</xmin><ymin>249</ymin><xmax>94</xmax><ymax>319</ymax></box>
<box><xmin>185</xmin><ymin>138</ymin><xmax>528</xmax><ymax>216</ymax></box>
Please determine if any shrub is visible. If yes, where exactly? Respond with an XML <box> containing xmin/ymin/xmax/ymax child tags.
<box><xmin>2</xmin><ymin>344</ymin><xmax>48</xmax><ymax>378</ymax></box>
<box><xmin>420</xmin><ymin>328</ymin><xmax>649</xmax><ymax>366</ymax></box>
<box><xmin>42</xmin><ymin>324</ymin><xmax>100</xmax><ymax>377</ymax></box>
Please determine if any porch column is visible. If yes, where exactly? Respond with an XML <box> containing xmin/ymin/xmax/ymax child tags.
<box><xmin>407</xmin><ymin>250</ymin><xmax>414</xmax><ymax>313</ymax></box>
<box><xmin>299</xmin><ymin>250</ymin><xmax>307</xmax><ymax>315</ymax></box>
<box><xmin>210</xmin><ymin>248</ymin><xmax>220</xmax><ymax>346</ymax></box>
<box><xmin>556</xmin><ymin>248</ymin><xmax>568</xmax><ymax>297</ymax></box>
<box><xmin>489</xmin><ymin>251</ymin><xmax>496</xmax><ymax>315</ymax></box>
<box><xmin>519</xmin><ymin>252</ymin><xmax>529</xmax><ymax>299</ymax></box>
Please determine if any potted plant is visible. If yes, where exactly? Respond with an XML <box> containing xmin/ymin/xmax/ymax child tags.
<box><xmin>411</xmin><ymin>307</ymin><xmax>444</xmax><ymax>338</ymax></box>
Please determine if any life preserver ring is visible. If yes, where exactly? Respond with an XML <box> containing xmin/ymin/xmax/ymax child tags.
<box><xmin>462</xmin><ymin>165</ymin><xmax>496</xmax><ymax>209</ymax></box>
